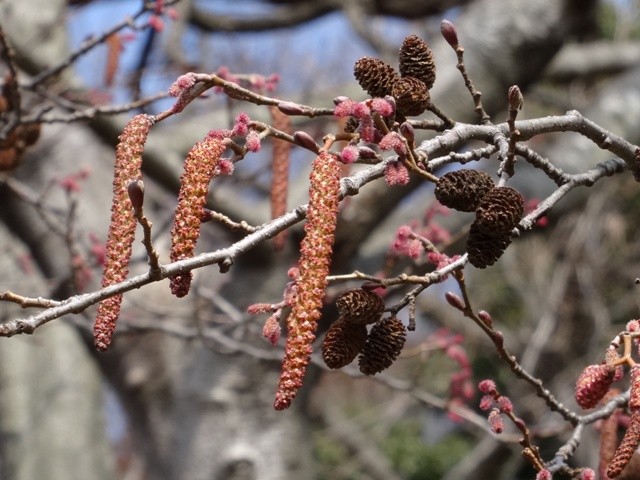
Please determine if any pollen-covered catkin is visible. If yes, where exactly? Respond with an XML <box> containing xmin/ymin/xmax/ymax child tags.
<box><xmin>274</xmin><ymin>152</ymin><xmax>342</xmax><ymax>410</ymax></box>
<box><xmin>94</xmin><ymin>114</ymin><xmax>153</xmax><ymax>351</ymax></box>
<box><xmin>169</xmin><ymin>137</ymin><xmax>225</xmax><ymax>297</ymax></box>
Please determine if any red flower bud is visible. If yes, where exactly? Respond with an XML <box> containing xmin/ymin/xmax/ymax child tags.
<box><xmin>440</xmin><ymin>20</ymin><xmax>459</xmax><ymax>48</ymax></box>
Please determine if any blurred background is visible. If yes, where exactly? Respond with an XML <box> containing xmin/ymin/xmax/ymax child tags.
<box><xmin>1</xmin><ymin>0</ymin><xmax>640</xmax><ymax>479</ymax></box>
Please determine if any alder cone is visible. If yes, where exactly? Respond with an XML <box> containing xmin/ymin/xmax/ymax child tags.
<box><xmin>399</xmin><ymin>34</ymin><xmax>436</xmax><ymax>89</ymax></box>
<box><xmin>336</xmin><ymin>288</ymin><xmax>384</xmax><ymax>325</ymax></box>
<box><xmin>392</xmin><ymin>77</ymin><xmax>430</xmax><ymax>117</ymax></box>
<box><xmin>435</xmin><ymin>169</ymin><xmax>495</xmax><ymax>212</ymax></box>
<box><xmin>359</xmin><ymin>317</ymin><xmax>406</xmax><ymax>375</ymax></box>
<box><xmin>322</xmin><ymin>319</ymin><xmax>368</xmax><ymax>369</ymax></box>
<box><xmin>466</xmin><ymin>220</ymin><xmax>512</xmax><ymax>269</ymax></box>
<box><xmin>353</xmin><ymin>56</ymin><xmax>399</xmax><ymax>99</ymax></box>
<box><xmin>475</xmin><ymin>186</ymin><xmax>524</xmax><ymax>234</ymax></box>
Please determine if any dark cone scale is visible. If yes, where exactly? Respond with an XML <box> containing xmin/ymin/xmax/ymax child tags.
<box><xmin>399</xmin><ymin>34</ymin><xmax>436</xmax><ymax>89</ymax></box>
<box><xmin>435</xmin><ymin>169</ymin><xmax>495</xmax><ymax>212</ymax></box>
<box><xmin>358</xmin><ymin>317</ymin><xmax>406</xmax><ymax>375</ymax></box>
<box><xmin>466</xmin><ymin>220</ymin><xmax>512</xmax><ymax>269</ymax></box>
<box><xmin>353</xmin><ymin>57</ymin><xmax>399</xmax><ymax>99</ymax></box>
<box><xmin>475</xmin><ymin>186</ymin><xmax>524</xmax><ymax>234</ymax></box>
<box><xmin>336</xmin><ymin>288</ymin><xmax>384</xmax><ymax>325</ymax></box>
<box><xmin>322</xmin><ymin>319</ymin><xmax>368</xmax><ymax>369</ymax></box>
<box><xmin>392</xmin><ymin>77</ymin><xmax>430</xmax><ymax>117</ymax></box>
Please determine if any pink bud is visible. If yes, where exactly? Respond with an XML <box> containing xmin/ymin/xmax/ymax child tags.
<box><xmin>508</xmin><ymin>85</ymin><xmax>523</xmax><ymax>110</ymax></box>
<box><xmin>478</xmin><ymin>379</ymin><xmax>497</xmax><ymax>395</ymax></box>
<box><xmin>293</xmin><ymin>131</ymin><xmax>320</xmax><ymax>153</ymax></box>
<box><xmin>478</xmin><ymin>310</ymin><xmax>493</xmax><ymax>327</ymax></box>
<box><xmin>497</xmin><ymin>395</ymin><xmax>513</xmax><ymax>414</ymax></box>
<box><xmin>262</xmin><ymin>314</ymin><xmax>281</xmax><ymax>346</ymax></box>
<box><xmin>357</xmin><ymin>146</ymin><xmax>378</xmax><ymax>159</ymax></box>
<box><xmin>580</xmin><ymin>468</ymin><xmax>595</xmax><ymax>480</ymax></box>
<box><xmin>445</xmin><ymin>291</ymin><xmax>465</xmax><ymax>311</ymax></box>
<box><xmin>333</xmin><ymin>96</ymin><xmax>350</xmax><ymax>105</ymax></box>
<box><xmin>440</xmin><ymin>20</ymin><xmax>459</xmax><ymax>48</ymax></box>
<box><xmin>277</xmin><ymin>101</ymin><xmax>305</xmax><ymax>115</ymax></box>
<box><xmin>535</xmin><ymin>469</ymin><xmax>552</xmax><ymax>480</ymax></box>
<box><xmin>487</xmin><ymin>409</ymin><xmax>503</xmax><ymax>434</ymax></box>
<box><xmin>400</xmin><ymin>122</ymin><xmax>415</xmax><ymax>145</ymax></box>
<box><xmin>127</xmin><ymin>179</ymin><xmax>144</xmax><ymax>214</ymax></box>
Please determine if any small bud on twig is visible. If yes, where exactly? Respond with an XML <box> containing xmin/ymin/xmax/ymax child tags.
<box><xmin>277</xmin><ymin>101</ymin><xmax>305</xmax><ymax>115</ymax></box>
<box><xmin>478</xmin><ymin>310</ymin><xmax>493</xmax><ymax>327</ymax></box>
<box><xmin>508</xmin><ymin>85</ymin><xmax>523</xmax><ymax>111</ymax></box>
<box><xmin>400</xmin><ymin>122</ymin><xmax>415</xmax><ymax>146</ymax></box>
<box><xmin>293</xmin><ymin>131</ymin><xmax>320</xmax><ymax>153</ymax></box>
<box><xmin>127</xmin><ymin>179</ymin><xmax>145</xmax><ymax>215</ymax></box>
<box><xmin>440</xmin><ymin>20</ymin><xmax>459</xmax><ymax>49</ymax></box>
<box><xmin>445</xmin><ymin>291</ymin><xmax>465</xmax><ymax>311</ymax></box>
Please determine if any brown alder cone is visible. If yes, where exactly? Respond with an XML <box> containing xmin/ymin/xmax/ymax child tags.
<box><xmin>399</xmin><ymin>34</ymin><xmax>436</xmax><ymax>89</ymax></box>
<box><xmin>434</xmin><ymin>169</ymin><xmax>495</xmax><ymax>212</ymax></box>
<box><xmin>274</xmin><ymin>152</ymin><xmax>342</xmax><ymax>410</ymax></box>
<box><xmin>358</xmin><ymin>317</ymin><xmax>407</xmax><ymax>375</ymax></box>
<box><xmin>321</xmin><ymin>318</ymin><xmax>367</xmax><ymax>369</ymax></box>
<box><xmin>336</xmin><ymin>288</ymin><xmax>384</xmax><ymax>325</ymax></box>
<box><xmin>475</xmin><ymin>186</ymin><xmax>524</xmax><ymax>234</ymax></box>
<box><xmin>94</xmin><ymin>114</ymin><xmax>153</xmax><ymax>351</ymax></box>
<box><xmin>268</xmin><ymin>106</ymin><xmax>291</xmax><ymax>250</ymax></box>
<box><xmin>466</xmin><ymin>220</ymin><xmax>512</xmax><ymax>269</ymax></box>
<box><xmin>353</xmin><ymin>56</ymin><xmax>399</xmax><ymax>99</ymax></box>
<box><xmin>391</xmin><ymin>77</ymin><xmax>430</xmax><ymax>117</ymax></box>
<box><xmin>607</xmin><ymin>411</ymin><xmax>640</xmax><ymax>478</ymax></box>
<box><xmin>0</xmin><ymin>123</ymin><xmax>41</xmax><ymax>171</ymax></box>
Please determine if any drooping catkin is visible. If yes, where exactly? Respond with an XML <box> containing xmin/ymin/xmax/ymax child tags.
<box><xmin>274</xmin><ymin>151</ymin><xmax>342</xmax><ymax>410</ymax></box>
<box><xmin>607</xmin><ymin>411</ymin><xmax>640</xmax><ymax>478</ymax></box>
<box><xmin>169</xmin><ymin>137</ymin><xmax>226</xmax><ymax>297</ymax></box>
<box><xmin>94</xmin><ymin>114</ymin><xmax>153</xmax><ymax>351</ymax></box>
<box><xmin>269</xmin><ymin>106</ymin><xmax>291</xmax><ymax>250</ymax></box>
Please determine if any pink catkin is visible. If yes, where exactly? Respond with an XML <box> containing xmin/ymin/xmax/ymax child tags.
<box><xmin>169</xmin><ymin>137</ymin><xmax>225</xmax><ymax>297</ymax></box>
<box><xmin>94</xmin><ymin>114</ymin><xmax>153</xmax><ymax>351</ymax></box>
<box><xmin>274</xmin><ymin>151</ymin><xmax>342</xmax><ymax>410</ymax></box>
<box><xmin>269</xmin><ymin>106</ymin><xmax>291</xmax><ymax>250</ymax></box>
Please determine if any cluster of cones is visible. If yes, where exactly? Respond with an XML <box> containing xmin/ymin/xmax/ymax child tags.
<box><xmin>321</xmin><ymin>288</ymin><xmax>406</xmax><ymax>375</ymax></box>
<box><xmin>353</xmin><ymin>34</ymin><xmax>436</xmax><ymax>120</ymax></box>
<box><xmin>434</xmin><ymin>169</ymin><xmax>524</xmax><ymax>268</ymax></box>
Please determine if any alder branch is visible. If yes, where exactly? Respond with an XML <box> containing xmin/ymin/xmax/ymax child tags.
<box><xmin>22</xmin><ymin>92</ymin><xmax>169</xmax><ymax>124</ymax></box>
<box><xmin>1</xmin><ymin>109</ymin><xmax>636</xmax><ymax>337</ymax></box>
